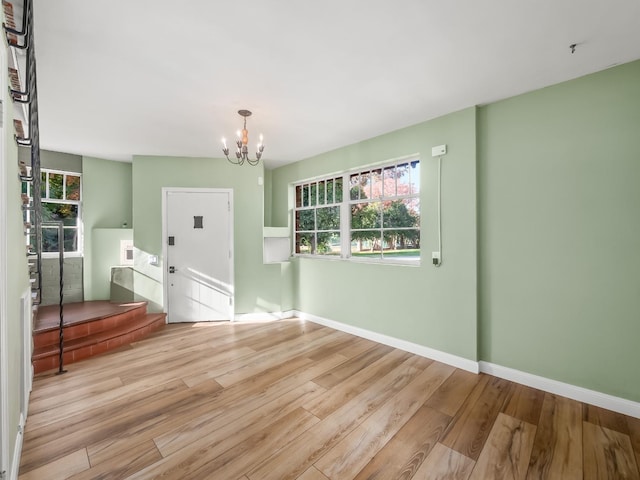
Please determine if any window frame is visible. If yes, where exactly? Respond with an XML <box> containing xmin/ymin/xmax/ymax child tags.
<box><xmin>292</xmin><ymin>156</ymin><xmax>421</xmax><ymax>265</ymax></box>
<box><xmin>24</xmin><ymin>168</ymin><xmax>83</xmax><ymax>257</ymax></box>
<box><xmin>293</xmin><ymin>176</ymin><xmax>344</xmax><ymax>257</ymax></box>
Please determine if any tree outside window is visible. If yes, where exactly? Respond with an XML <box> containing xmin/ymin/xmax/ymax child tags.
<box><xmin>294</xmin><ymin>158</ymin><xmax>420</xmax><ymax>263</ymax></box>
<box><xmin>295</xmin><ymin>177</ymin><xmax>342</xmax><ymax>255</ymax></box>
<box><xmin>24</xmin><ymin>169</ymin><xmax>82</xmax><ymax>254</ymax></box>
<box><xmin>349</xmin><ymin>161</ymin><xmax>420</xmax><ymax>260</ymax></box>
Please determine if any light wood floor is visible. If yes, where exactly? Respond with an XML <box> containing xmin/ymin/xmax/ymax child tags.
<box><xmin>19</xmin><ymin>318</ymin><xmax>640</xmax><ymax>479</ymax></box>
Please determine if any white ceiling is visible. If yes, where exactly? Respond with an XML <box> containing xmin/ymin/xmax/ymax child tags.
<box><xmin>32</xmin><ymin>0</ymin><xmax>640</xmax><ymax>168</ymax></box>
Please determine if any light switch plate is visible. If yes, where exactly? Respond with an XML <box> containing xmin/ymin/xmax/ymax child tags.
<box><xmin>431</xmin><ymin>144</ymin><xmax>447</xmax><ymax>157</ymax></box>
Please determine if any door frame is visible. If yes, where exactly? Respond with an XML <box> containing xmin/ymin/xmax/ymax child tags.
<box><xmin>161</xmin><ymin>187</ymin><xmax>235</xmax><ymax>322</ymax></box>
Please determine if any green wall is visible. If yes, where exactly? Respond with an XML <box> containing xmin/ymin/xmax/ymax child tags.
<box><xmin>41</xmin><ymin>150</ymin><xmax>82</xmax><ymax>172</ymax></box>
<box><xmin>2</xmin><ymin>77</ymin><xmax>30</xmax><ymax>475</ymax></box>
<box><xmin>18</xmin><ymin>148</ymin><xmax>82</xmax><ymax>173</ymax></box>
<box><xmin>263</xmin><ymin>168</ymin><xmax>273</xmax><ymax>226</ymax></box>
<box><xmin>131</xmin><ymin>155</ymin><xmax>282</xmax><ymax>314</ymax></box>
<box><xmin>270</xmin><ymin>59</ymin><xmax>640</xmax><ymax>403</ymax></box>
<box><xmin>477</xmin><ymin>60</ymin><xmax>640</xmax><ymax>401</ymax></box>
<box><xmin>271</xmin><ymin>107</ymin><xmax>479</xmax><ymax>361</ymax></box>
<box><xmin>91</xmin><ymin>229</ymin><xmax>133</xmax><ymax>301</ymax></box>
<box><xmin>53</xmin><ymin>60</ymin><xmax>640</xmax><ymax>405</ymax></box>
<box><xmin>82</xmin><ymin>157</ymin><xmax>133</xmax><ymax>300</ymax></box>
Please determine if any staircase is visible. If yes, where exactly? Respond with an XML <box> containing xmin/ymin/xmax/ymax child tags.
<box><xmin>32</xmin><ymin>301</ymin><xmax>166</xmax><ymax>374</ymax></box>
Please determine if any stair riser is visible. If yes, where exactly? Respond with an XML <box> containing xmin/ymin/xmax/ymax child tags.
<box><xmin>33</xmin><ymin>305</ymin><xmax>148</xmax><ymax>349</ymax></box>
<box><xmin>33</xmin><ymin>315</ymin><xmax>166</xmax><ymax>374</ymax></box>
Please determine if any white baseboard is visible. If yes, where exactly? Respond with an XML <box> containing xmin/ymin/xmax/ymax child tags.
<box><xmin>9</xmin><ymin>413</ymin><xmax>25</xmax><ymax>480</ymax></box>
<box><xmin>480</xmin><ymin>361</ymin><xmax>640</xmax><ymax>419</ymax></box>
<box><xmin>294</xmin><ymin>310</ymin><xmax>479</xmax><ymax>374</ymax></box>
<box><xmin>234</xmin><ymin>311</ymin><xmax>290</xmax><ymax>322</ymax></box>
<box><xmin>247</xmin><ymin>310</ymin><xmax>640</xmax><ymax>419</ymax></box>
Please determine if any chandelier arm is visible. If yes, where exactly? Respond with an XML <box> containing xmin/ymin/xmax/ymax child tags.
<box><xmin>225</xmin><ymin>153</ymin><xmax>244</xmax><ymax>166</ymax></box>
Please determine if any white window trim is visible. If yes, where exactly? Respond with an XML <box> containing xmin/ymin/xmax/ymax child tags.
<box><xmin>292</xmin><ymin>155</ymin><xmax>421</xmax><ymax>266</ymax></box>
<box><xmin>30</xmin><ymin>168</ymin><xmax>83</xmax><ymax>257</ymax></box>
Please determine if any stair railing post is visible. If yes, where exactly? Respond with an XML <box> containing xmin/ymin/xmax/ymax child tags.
<box><xmin>54</xmin><ymin>222</ymin><xmax>66</xmax><ymax>375</ymax></box>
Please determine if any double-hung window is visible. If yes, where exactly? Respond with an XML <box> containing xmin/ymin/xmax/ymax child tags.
<box><xmin>294</xmin><ymin>176</ymin><xmax>343</xmax><ymax>256</ymax></box>
<box><xmin>23</xmin><ymin>169</ymin><xmax>82</xmax><ymax>255</ymax></box>
<box><xmin>41</xmin><ymin>169</ymin><xmax>82</xmax><ymax>254</ymax></box>
<box><xmin>294</xmin><ymin>158</ymin><xmax>420</xmax><ymax>263</ymax></box>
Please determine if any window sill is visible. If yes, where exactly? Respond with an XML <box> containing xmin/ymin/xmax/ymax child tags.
<box><xmin>41</xmin><ymin>252</ymin><xmax>84</xmax><ymax>259</ymax></box>
<box><xmin>294</xmin><ymin>254</ymin><xmax>420</xmax><ymax>267</ymax></box>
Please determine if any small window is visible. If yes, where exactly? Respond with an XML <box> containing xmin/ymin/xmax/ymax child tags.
<box><xmin>23</xmin><ymin>169</ymin><xmax>83</xmax><ymax>255</ymax></box>
<box><xmin>294</xmin><ymin>176</ymin><xmax>342</xmax><ymax>256</ymax></box>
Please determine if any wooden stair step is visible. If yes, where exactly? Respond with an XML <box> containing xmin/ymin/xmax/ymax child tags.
<box><xmin>33</xmin><ymin>312</ymin><xmax>166</xmax><ymax>357</ymax></box>
<box><xmin>33</xmin><ymin>302</ymin><xmax>148</xmax><ymax>349</ymax></box>
<box><xmin>32</xmin><ymin>313</ymin><xmax>166</xmax><ymax>374</ymax></box>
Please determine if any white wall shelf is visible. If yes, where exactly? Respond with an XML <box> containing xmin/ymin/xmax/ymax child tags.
<box><xmin>263</xmin><ymin>227</ymin><xmax>290</xmax><ymax>263</ymax></box>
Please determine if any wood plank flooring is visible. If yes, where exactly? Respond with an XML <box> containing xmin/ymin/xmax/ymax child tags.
<box><xmin>19</xmin><ymin>318</ymin><xmax>640</xmax><ymax>479</ymax></box>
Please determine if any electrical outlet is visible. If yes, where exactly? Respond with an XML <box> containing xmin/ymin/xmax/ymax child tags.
<box><xmin>432</xmin><ymin>251</ymin><xmax>441</xmax><ymax>266</ymax></box>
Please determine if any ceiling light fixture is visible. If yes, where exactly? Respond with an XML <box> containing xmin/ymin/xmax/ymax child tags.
<box><xmin>222</xmin><ymin>109</ymin><xmax>264</xmax><ymax>166</ymax></box>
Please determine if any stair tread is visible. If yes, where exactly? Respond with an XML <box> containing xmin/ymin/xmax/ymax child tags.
<box><xmin>34</xmin><ymin>301</ymin><xmax>147</xmax><ymax>334</ymax></box>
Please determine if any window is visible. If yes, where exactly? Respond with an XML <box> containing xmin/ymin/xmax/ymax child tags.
<box><xmin>294</xmin><ymin>176</ymin><xmax>343</xmax><ymax>256</ymax></box>
<box><xmin>349</xmin><ymin>160</ymin><xmax>420</xmax><ymax>260</ymax></box>
<box><xmin>23</xmin><ymin>169</ymin><xmax>82</xmax><ymax>255</ymax></box>
<box><xmin>294</xmin><ymin>158</ymin><xmax>420</xmax><ymax>263</ymax></box>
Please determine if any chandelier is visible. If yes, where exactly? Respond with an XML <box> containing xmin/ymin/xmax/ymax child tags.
<box><xmin>222</xmin><ymin>109</ymin><xmax>264</xmax><ymax>166</ymax></box>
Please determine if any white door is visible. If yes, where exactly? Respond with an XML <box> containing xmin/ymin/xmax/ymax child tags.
<box><xmin>164</xmin><ymin>189</ymin><xmax>233</xmax><ymax>322</ymax></box>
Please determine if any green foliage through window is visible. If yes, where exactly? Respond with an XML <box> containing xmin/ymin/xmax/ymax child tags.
<box><xmin>295</xmin><ymin>175</ymin><xmax>342</xmax><ymax>256</ymax></box>
<box><xmin>294</xmin><ymin>159</ymin><xmax>420</xmax><ymax>262</ymax></box>
<box><xmin>25</xmin><ymin>169</ymin><xmax>82</xmax><ymax>254</ymax></box>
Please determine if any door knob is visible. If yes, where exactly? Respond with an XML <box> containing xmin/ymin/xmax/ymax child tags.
<box><xmin>169</xmin><ymin>266</ymin><xmax>177</xmax><ymax>273</ymax></box>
